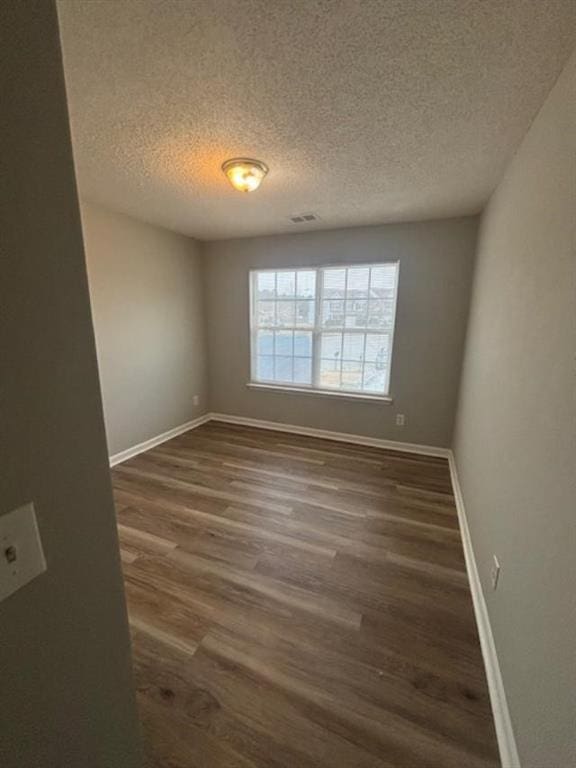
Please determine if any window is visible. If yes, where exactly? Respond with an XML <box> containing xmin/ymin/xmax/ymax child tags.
<box><xmin>250</xmin><ymin>262</ymin><xmax>399</xmax><ymax>398</ymax></box>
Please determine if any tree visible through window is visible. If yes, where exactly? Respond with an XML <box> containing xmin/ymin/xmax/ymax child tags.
<box><xmin>250</xmin><ymin>263</ymin><xmax>399</xmax><ymax>397</ymax></box>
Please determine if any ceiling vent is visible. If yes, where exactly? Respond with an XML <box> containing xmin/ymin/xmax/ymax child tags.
<box><xmin>289</xmin><ymin>213</ymin><xmax>319</xmax><ymax>224</ymax></box>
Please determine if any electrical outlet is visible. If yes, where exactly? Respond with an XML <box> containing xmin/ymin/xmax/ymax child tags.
<box><xmin>395</xmin><ymin>414</ymin><xmax>405</xmax><ymax>427</ymax></box>
<box><xmin>491</xmin><ymin>555</ymin><xmax>501</xmax><ymax>590</ymax></box>
<box><xmin>193</xmin><ymin>395</ymin><xmax>200</xmax><ymax>406</ymax></box>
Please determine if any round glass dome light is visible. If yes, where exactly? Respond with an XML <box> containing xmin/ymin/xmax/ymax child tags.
<box><xmin>222</xmin><ymin>158</ymin><xmax>269</xmax><ymax>192</ymax></box>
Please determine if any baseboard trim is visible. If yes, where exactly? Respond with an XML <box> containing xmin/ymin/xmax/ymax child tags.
<box><xmin>208</xmin><ymin>412</ymin><xmax>450</xmax><ymax>458</ymax></box>
<box><xmin>448</xmin><ymin>452</ymin><xmax>520</xmax><ymax>768</ymax></box>
<box><xmin>109</xmin><ymin>411</ymin><xmax>449</xmax><ymax>467</ymax></box>
<box><xmin>109</xmin><ymin>413</ymin><xmax>211</xmax><ymax>467</ymax></box>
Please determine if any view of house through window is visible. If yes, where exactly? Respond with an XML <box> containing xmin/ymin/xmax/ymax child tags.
<box><xmin>250</xmin><ymin>262</ymin><xmax>399</xmax><ymax>396</ymax></box>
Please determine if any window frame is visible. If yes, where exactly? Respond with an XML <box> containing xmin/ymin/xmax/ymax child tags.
<box><xmin>249</xmin><ymin>261</ymin><xmax>399</xmax><ymax>401</ymax></box>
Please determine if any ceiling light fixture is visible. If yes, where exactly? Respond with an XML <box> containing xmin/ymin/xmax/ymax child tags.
<box><xmin>222</xmin><ymin>157</ymin><xmax>268</xmax><ymax>192</ymax></box>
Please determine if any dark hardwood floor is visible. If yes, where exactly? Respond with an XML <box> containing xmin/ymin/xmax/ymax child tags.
<box><xmin>112</xmin><ymin>420</ymin><xmax>499</xmax><ymax>768</ymax></box>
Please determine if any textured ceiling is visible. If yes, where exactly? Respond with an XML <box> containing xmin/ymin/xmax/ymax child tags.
<box><xmin>57</xmin><ymin>0</ymin><xmax>576</xmax><ymax>240</ymax></box>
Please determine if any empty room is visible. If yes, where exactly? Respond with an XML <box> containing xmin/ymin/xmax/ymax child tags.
<box><xmin>1</xmin><ymin>1</ymin><xmax>574</xmax><ymax>767</ymax></box>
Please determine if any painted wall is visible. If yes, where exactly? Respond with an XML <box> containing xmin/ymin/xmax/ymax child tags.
<box><xmin>82</xmin><ymin>202</ymin><xmax>208</xmax><ymax>456</ymax></box>
<box><xmin>202</xmin><ymin>217</ymin><xmax>477</xmax><ymax>447</ymax></box>
<box><xmin>453</xmin><ymin>52</ymin><xmax>576</xmax><ymax>766</ymax></box>
<box><xmin>0</xmin><ymin>3</ymin><xmax>142</xmax><ymax>766</ymax></box>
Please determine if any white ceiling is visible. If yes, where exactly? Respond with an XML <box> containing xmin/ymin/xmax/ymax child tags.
<box><xmin>58</xmin><ymin>0</ymin><xmax>576</xmax><ymax>241</ymax></box>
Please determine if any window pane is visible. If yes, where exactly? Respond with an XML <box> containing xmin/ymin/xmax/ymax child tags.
<box><xmin>276</xmin><ymin>300</ymin><xmax>295</xmax><ymax>327</ymax></box>
<box><xmin>342</xmin><ymin>333</ymin><xmax>364</xmax><ymax>361</ymax></box>
<box><xmin>342</xmin><ymin>360</ymin><xmax>363</xmax><ymax>390</ymax></box>
<box><xmin>294</xmin><ymin>357</ymin><xmax>312</xmax><ymax>384</ymax></box>
<box><xmin>294</xmin><ymin>331</ymin><xmax>312</xmax><ymax>357</ymax></box>
<box><xmin>322</xmin><ymin>268</ymin><xmax>346</xmax><ymax>298</ymax></box>
<box><xmin>295</xmin><ymin>300</ymin><xmax>315</xmax><ymax>327</ymax></box>
<box><xmin>367</xmin><ymin>299</ymin><xmax>384</xmax><ymax>328</ymax></box>
<box><xmin>257</xmin><ymin>356</ymin><xmax>274</xmax><ymax>380</ymax></box>
<box><xmin>296</xmin><ymin>270</ymin><xmax>316</xmax><ymax>299</ymax></box>
<box><xmin>257</xmin><ymin>272</ymin><xmax>275</xmax><ymax>299</ymax></box>
<box><xmin>275</xmin><ymin>330</ymin><xmax>293</xmax><ymax>356</ymax></box>
<box><xmin>363</xmin><ymin>363</ymin><xmax>386</xmax><ymax>393</ymax></box>
<box><xmin>347</xmin><ymin>267</ymin><xmax>369</xmax><ymax>297</ymax></box>
<box><xmin>365</xmin><ymin>333</ymin><xmax>389</xmax><ymax>363</ymax></box>
<box><xmin>344</xmin><ymin>299</ymin><xmax>367</xmax><ymax>328</ymax></box>
<box><xmin>257</xmin><ymin>301</ymin><xmax>275</xmax><ymax>325</ymax></box>
<box><xmin>320</xmin><ymin>332</ymin><xmax>342</xmax><ymax>360</ymax></box>
<box><xmin>367</xmin><ymin>299</ymin><xmax>395</xmax><ymax>329</ymax></box>
<box><xmin>370</xmin><ymin>265</ymin><xmax>396</xmax><ymax>298</ymax></box>
<box><xmin>321</xmin><ymin>300</ymin><xmax>344</xmax><ymax>327</ymax></box>
<box><xmin>257</xmin><ymin>330</ymin><xmax>274</xmax><ymax>355</ymax></box>
<box><xmin>275</xmin><ymin>356</ymin><xmax>293</xmax><ymax>382</ymax></box>
<box><xmin>277</xmin><ymin>271</ymin><xmax>296</xmax><ymax>297</ymax></box>
<box><xmin>320</xmin><ymin>358</ymin><xmax>341</xmax><ymax>388</ymax></box>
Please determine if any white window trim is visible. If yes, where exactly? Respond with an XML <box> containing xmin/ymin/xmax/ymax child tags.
<box><xmin>249</xmin><ymin>262</ymin><xmax>399</xmax><ymax>398</ymax></box>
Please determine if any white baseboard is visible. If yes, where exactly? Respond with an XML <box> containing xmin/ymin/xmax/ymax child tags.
<box><xmin>448</xmin><ymin>452</ymin><xmax>520</xmax><ymax>768</ymax></box>
<box><xmin>109</xmin><ymin>410</ymin><xmax>448</xmax><ymax>467</ymax></box>
<box><xmin>208</xmin><ymin>412</ymin><xmax>450</xmax><ymax>458</ymax></box>
<box><xmin>109</xmin><ymin>413</ymin><xmax>211</xmax><ymax>467</ymax></box>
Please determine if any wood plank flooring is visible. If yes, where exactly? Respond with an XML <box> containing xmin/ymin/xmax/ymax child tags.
<box><xmin>112</xmin><ymin>421</ymin><xmax>499</xmax><ymax>768</ymax></box>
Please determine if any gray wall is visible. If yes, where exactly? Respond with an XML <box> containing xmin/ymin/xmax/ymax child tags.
<box><xmin>0</xmin><ymin>3</ymin><xmax>142</xmax><ymax>767</ymax></box>
<box><xmin>81</xmin><ymin>202</ymin><xmax>208</xmax><ymax>456</ymax></box>
<box><xmin>453</xmin><ymin>52</ymin><xmax>576</xmax><ymax>767</ymax></box>
<box><xmin>203</xmin><ymin>217</ymin><xmax>477</xmax><ymax>447</ymax></box>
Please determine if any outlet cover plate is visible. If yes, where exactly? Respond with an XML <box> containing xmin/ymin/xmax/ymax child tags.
<box><xmin>0</xmin><ymin>502</ymin><xmax>46</xmax><ymax>603</ymax></box>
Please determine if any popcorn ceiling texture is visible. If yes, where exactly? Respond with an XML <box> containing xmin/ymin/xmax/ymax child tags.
<box><xmin>57</xmin><ymin>0</ymin><xmax>576</xmax><ymax>240</ymax></box>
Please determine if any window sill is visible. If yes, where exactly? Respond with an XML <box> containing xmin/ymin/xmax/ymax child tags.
<box><xmin>246</xmin><ymin>382</ymin><xmax>393</xmax><ymax>404</ymax></box>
